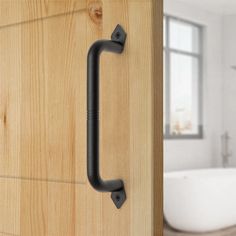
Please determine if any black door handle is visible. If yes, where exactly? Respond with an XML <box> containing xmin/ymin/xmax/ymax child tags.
<box><xmin>87</xmin><ymin>25</ymin><xmax>127</xmax><ymax>209</ymax></box>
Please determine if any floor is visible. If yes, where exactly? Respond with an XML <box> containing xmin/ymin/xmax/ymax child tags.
<box><xmin>164</xmin><ymin>225</ymin><xmax>236</xmax><ymax>236</ymax></box>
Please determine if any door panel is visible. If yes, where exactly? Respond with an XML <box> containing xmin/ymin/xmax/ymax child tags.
<box><xmin>0</xmin><ymin>0</ymin><xmax>163</xmax><ymax>236</ymax></box>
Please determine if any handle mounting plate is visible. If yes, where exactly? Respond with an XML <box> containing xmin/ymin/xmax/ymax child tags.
<box><xmin>111</xmin><ymin>188</ymin><xmax>126</xmax><ymax>209</ymax></box>
<box><xmin>111</xmin><ymin>24</ymin><xmax>127</xmax><ymax>45</ymax></box>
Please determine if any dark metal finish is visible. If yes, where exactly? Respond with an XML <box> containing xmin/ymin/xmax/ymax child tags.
<box><xmin>87</xmin><ymin>24</ymin><xmax>127</xmax><ymax>209</ymax></box>
<box><xmin>111</xmin><ymin>189</ymin><xmax>126</xmax><ymax>209</ymax></box>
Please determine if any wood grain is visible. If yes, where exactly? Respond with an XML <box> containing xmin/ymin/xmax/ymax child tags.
<box><xmin>0</xmin><ymin>178</ymin><xmax>87</xmax><ymax>236</ymax></box>
<box><xmin>87</xmin><ymin>0</ymin><xmax>163</xmax><ymax>235</ymax></box>
<box><xmin>0</xmin><ymin>179</ymin><xmax>20</xmax><ymax>235</ymax></box>
<box><xmin>0</xmin><ymin>0</ymin><xmax>163</xmax><ymax>235</ymax></box>
<box><xmin>0</xmin><ymin>8</ymin><xmax>87</xmax><ymax>183</ymax></box>
<box><xmin>0</xmin><ymin>0</ymin><xmax>87</xmax><ymax>28</ymax></box>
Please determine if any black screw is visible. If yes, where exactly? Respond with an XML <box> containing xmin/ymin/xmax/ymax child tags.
<box><xmin>116</xmin><ymin>32</ymin><xmax>120</xmax><ymax>39</ymax></box>
<box><xmin>116</xmin><ymin>195</ymin><xmax>121</xmax><ymax>202</ymax></box>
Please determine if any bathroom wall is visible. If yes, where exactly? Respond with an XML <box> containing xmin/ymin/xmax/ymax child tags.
<box><xmin>164</xmin><ymin>0</ymin><xmax>223</xmax><ymax>171</ymax></box>
<box><xmin>222</xmin><ymin>15</ymin><xmax>236</xmax><ymax>167</ymax></box>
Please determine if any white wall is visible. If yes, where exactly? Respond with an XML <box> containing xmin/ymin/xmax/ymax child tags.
<box><xmin>164</xmin><ymin>0</ymin><xmax>223</xmax><ymax>171</ymax></box>
<box><xmin>222</xmin><ymin>15</ymin><xmax>236</xmax><ymax>167</ymax></box>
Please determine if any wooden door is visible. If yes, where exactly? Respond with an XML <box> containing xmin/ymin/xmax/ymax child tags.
<box><xmin>0</xmin><ymin>0</ymin><xmax>163</xmax><ymax>236</ymax></box>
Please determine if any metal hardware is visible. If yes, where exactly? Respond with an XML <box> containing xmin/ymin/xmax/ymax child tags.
<box><xmin>87</xmin><ymin>24</ymin><xmax>127</xmax><ymax>209</ymax></box>
<box><xmin>221</xmin><ymin>131</ymin><xmax>233</xmax><ymax>168</ymax></box>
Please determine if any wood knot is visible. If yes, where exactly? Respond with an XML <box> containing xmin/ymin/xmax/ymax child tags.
<box><xmin>0</xmin><ymin>112</ymin><xmax>7</xmax><ymax>125</ymax></box>
<box><xmin>3</xmin><ymin>114</ymin><xmax>6</xmax><ymax>125</ymax></box>
<box><xmin>88</xmin><ymin>1</ymin><xmax>103</xmax><ymax>25</ymax></box>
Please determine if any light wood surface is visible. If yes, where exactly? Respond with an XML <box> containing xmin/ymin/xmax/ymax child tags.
<box><xmin>0</xmin><ymin>0</ymin><xmax>87</xmax><ymax>28</ymax></box>
<box><xmin>0</xmin><ymin>4</ymin><xmax>87</xmax><ymax>183</ymax></box>
<box><xmin>0</xmin><ymin>0</ymin><xmax>163</xmax><ymax>235</ymax></box>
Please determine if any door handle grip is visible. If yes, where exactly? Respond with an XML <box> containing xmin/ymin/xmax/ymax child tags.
<box><xmin>87</xmin><ymin>25</ymin><xmax>127</xmax><ymax>209</ymax></box>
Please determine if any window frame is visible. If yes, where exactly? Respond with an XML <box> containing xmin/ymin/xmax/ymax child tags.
<box><xmin>164</xmin><ymin>15</ymin><xmax>204</xmax><ymax>140</ymax></box>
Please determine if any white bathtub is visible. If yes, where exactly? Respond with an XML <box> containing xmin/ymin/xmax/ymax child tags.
<box><xmin>164</xmin><ymin>168</ymin><xmax>236</xmax><ymax>233</ymax></box>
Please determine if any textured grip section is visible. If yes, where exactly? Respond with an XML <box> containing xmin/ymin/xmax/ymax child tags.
<box><xmin>87</xmin><ymin>110</ymin><xmax>99</xmax><ymax>121</ymax></box>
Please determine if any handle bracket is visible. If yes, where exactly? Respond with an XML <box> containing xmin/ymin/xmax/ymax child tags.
<box><xmin>87</xmin><ymin>25</ymin><xmax>127</xmax><ymax>209</ymax></box>
<box><xmin>111</xmin><ymin>24</ymin><xmax>127</xmax><ymax>45</ymax></box>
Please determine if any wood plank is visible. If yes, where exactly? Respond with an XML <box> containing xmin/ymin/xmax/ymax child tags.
<box><xmin>101</xmin><ymin>0</ymin><xmax>131</xmax><ymax>235</ymax></box>
<box><xmin>0</xmin><ymin>0</ymin><xmax>87</xmax><ymax>27</ymax></box>
<box><xmin>127</xmin><ymin>1</ymin><xmax>154</xmax><ymax>235</ymax></box>
<box><xmin>0</xmin><ymin>19</ymin><xmax>21</xmax><ymax>178</ymax></box>
<box><xmin>0</xmin><ymin>10</ymin><xmax>87</xmax><ymax>183</ymax></box>
<box><xmin>20</xmin><ymin>9</ymin><xmax>87</xmax><ymax>183</ymax></box>
<box><xmin>0</xmin><ymin>178</ymin><xmax>20</xmax><ymax>235</ymax></box>
<box><xmin>126</xmin><ymin>1</ymin><xmax>163</xmax><ymax>235</ymax></box>
<box><xmin>86</xmin><ymin>0</ymin><xmax>163</xmax><ymax>236</ymax></box>
<box><xmin>0</xmin><ymin>178</ymin><xmax>87</xmax><ymax>236</ymax></box>
<box><xmin>20</xmin><ymin>180</ymin><xmax>86</xmax><ymax>236</ymax></box>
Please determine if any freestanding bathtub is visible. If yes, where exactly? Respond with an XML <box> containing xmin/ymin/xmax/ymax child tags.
<box><xmin>164</xmin><ymin>168</ymin><xmax>236</xmax><ymax>233</ymax></box>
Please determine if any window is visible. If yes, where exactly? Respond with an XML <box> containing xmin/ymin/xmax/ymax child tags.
<box><xmin>164</xmin><ymin>15</ymin><xmax>203</xmax><ymax>139</ymax></box>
